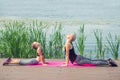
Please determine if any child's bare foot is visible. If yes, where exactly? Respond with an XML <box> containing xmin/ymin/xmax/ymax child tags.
<box><xmin>3</xmin><ymin>57</ymin><xmax>11</xmax><ymax>66</ymax></box>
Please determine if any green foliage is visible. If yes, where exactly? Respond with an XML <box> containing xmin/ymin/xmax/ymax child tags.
<box><xmin>106</xmin><ymin>33</ymin><xmax>120</xmax><ymax>60</ymax></box>
<box><xmin>94</xmin><ymin>29</ymin><xmax>106</xmax><ymax>59</ymax></box>
<box><xmin>0</xmin><ymin>21</ymin><xmax>29</xmax><ymax>58</ymax></box>
<box><xmin>28</xmin><ymin>21</ymin><xmax>47</xmax><ymax>58</ymax></box>
<box><xmin>46</xmin><ymin>23</ymin><xmax>63</xmax><ymax>58</ymax></box>
<box><xmin>0</xmin><ymin>21</ymin><xmax>64</xmax><ymax>58</ymax></box>
<box><xmin>0</xmin><ymin>20</ymin><xmax>119</xmax><ymax>60</ymax></box>
<box><xmin>76</xmin><ymin>24</ymin><xmax>86</xmax><ymax>56</ymax></box>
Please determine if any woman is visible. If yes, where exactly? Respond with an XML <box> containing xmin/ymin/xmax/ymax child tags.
<box><xmin>3</xmin><ymin>42</ymin><xmax>48</xmax><ymax>66</ymax></box>
<box><xmin>62</xmin><ymin>33</ymin><xmax>118</xmax><ymax>67</ymax></box>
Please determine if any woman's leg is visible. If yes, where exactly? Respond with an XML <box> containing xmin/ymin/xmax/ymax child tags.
<box><xmin>75</xmin><ymin>55</ymin><xmax>91</xmax><ymax>64</ymax></box>
<box><xmin>75</xmin><ymin>55</ymin><xmax>109</xmax><ymax>66</ymax></box>
<box><xmin>90</xmin><ymin>59</ymin><xmax>109</xmax><ymax>66</ymax></box>
<box><xmin>91</xmin><ymin>58</ymin><xmax>118</xmax><ymax>67</ymax></box>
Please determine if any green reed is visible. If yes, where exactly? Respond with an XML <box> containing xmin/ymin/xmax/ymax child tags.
<box><xmin>47</xmin><ymin>23</ymin><xmax>63</xmax><ymax>58</ymax></box>
<box><xmin>0</xmin><ymin>20</ymin><xmax>119</xmax><ymax>59</ymax></box>
<box><xmin>29</xmin><ymin>21</ymin><xmax>63</xmax><ymax>59</ymax></box>
<box><xmin>28</xmin><ymin>20</ymin><xmax>47</xmax><ymax>58</ymax></box>
<box><xmin>0</xmin><ymin>21</ymin><xmax>30</xmax><ymax>58</ymax></box>
<box><xmin>0</xmin><ymin>20</ymin><xmax>64</xmax><ymax>58</ymax></box>
<box><xmin>94</xmin><ymin>29</ymin><xmax>105</xmax><ymax>59</ymax></box>
<box><xmin>106</xmin><ymin>33</ymin><xmax>120</xmax><ymax>60</ymax></box>
<box><xmin>75</xmin><ymin>25</ymin><xmax>86</xmax><ymax>56</ymax></box>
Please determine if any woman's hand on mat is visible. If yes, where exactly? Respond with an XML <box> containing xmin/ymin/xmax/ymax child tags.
<box><xmin>61</xmin><ymin>63</ymin><xmax>68</xmax><ymax>67</ymax></box>
<box><xmin>45</xmin><ymin>62</ymin><xmax>49</xmax><ymax>64</ymax></box>
<box><xmin>62</xmin><ymin>62</ymin><xmax>66</xmax><ymax>64</ymax></box>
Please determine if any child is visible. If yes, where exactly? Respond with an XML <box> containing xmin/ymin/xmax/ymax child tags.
<box><xmin>62</xmin><ymin>33</ymin><xmax>118</xmax><ymax>67</ymax></box>
<box><xmin>3</xmin><ymin>42</ymin><xmax>48</xmax><ymax>66</ymax></box>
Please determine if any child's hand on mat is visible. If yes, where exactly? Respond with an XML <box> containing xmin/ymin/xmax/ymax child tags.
<box><xmin>42</xmin><ymin>63</ymin><xmax>48</xmax><ymax>66</ymax></box>
<box><xmin>45</xmin><ymin>62</ymin><xmax>49</xmax><ymax>64</ymax></box>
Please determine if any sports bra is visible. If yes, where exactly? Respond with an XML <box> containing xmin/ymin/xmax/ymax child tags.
<box><xmin>37</xmin><ymin>48</ymin><xmax>44</xmax><ymax>56</ymax></box>
<box><xmin>65</xmin><ymin>43</ymin><xmax>77</xmax><ymax>64</ymax></box>
<box><xmin>69</xmin><ymin>46</ymin><xmax>77</xmax><ymax>64</ymax></box>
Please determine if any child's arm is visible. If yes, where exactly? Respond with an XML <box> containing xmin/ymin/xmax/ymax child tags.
<box><xmin>37</xmin><ymin>48</ymin><xmax>48</xmax><ymax>65</ymax></box>
<box><xmin>40</xmin><ymin>55</ymin><xmax>48</xmax><ymax>65</ymax></box>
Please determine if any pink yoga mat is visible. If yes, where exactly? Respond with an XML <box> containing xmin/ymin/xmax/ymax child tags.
<box><xmin>27</xmin><ymin>61</ymin><xmax>96</xmax><ymax>68</ymax></box>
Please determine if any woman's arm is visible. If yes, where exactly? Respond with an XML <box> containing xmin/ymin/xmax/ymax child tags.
<box><xmin>62</xmin><ymin>43</ymin><xmax>71</xmax><ymax>66</ymax></box>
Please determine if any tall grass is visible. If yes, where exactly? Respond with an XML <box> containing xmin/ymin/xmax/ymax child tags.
<box><xmin>0</xmin><ymin>20</ymin><xmax>119</xmax><ymax>59</ymax></box>
<box><xmin>76</xmin><ymin>25</ymin><xmax>86</xmax><ymax>56</ymax></box>
<box><xmin>28</xmin><ymin>21</ymin><xmax>47</xmax><ymax>58</ymax></box>
<box><xmin>94</xmin><ymin>29</ymin><xmax>106</xmax><ymax>59</ymax></box>
<box><xmin>106</xmin><ymin>33</ymin><xmax>120</xmax><ymax>60</ymax></box>
<box><xmin>28</xmin><ymin>21</ymin><xmax>64</xmax><ymax>59</ymax></box>
<box><xmin>0</xmin><ymin>21</ymin><xmax>64</xmax><ymax>58</ymax></box>
<box><xmin>0</xmin><ymin>21</ymin><xmax>29</xmax><ymax>58</ymax></box>
<box><xmin>47</xmin><ymin>23</ymin><xmax>63</xmax><ymax>58</ymax></box>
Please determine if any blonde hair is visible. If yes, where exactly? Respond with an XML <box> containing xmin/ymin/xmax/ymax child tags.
<box><xmin>32</xmin><ymin>42</ymin><xmax>40</xmax><ymax>50</ymax></box>
<box><xmin>70</xmin><ymin>33</ymin><xmax>76</xmax><ymax>41</ymax></box>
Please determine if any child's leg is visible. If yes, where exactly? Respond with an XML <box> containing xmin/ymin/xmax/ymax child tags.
<box><xmin>9</xmin><ymin>59</ymin><xmax>20</xmax><ymax>64</ymax></box>
<box><xmin>19</xmin><ymin>58</ymin><xmax>39</xmax><ymax>65</ymax></box>
<box><xmin>3</xmin><ymin>58</ymin><xmax>20</xmax><ymax>65</ymax></box>
<box><xmin>3</xmin><ymin>58</ymin><xmax>38</xmax><ymax>65</ymax></box>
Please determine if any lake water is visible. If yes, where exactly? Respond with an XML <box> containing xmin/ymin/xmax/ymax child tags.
<box><xmin>0</xmin><ymin>0</ymin><xmax>120</xmax><ymax>58</ymax></box>
<box><xmin>0</xmin><ymin>0</ymin><xmax>120</xmax><ymax>21</ymax></box>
